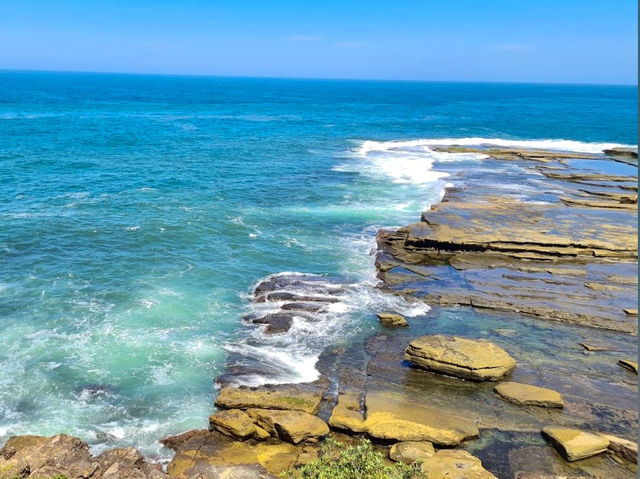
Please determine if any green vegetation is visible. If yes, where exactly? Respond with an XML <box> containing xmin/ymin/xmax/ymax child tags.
<box><xmin>282</xmin><ymin>438</ymin><xmax>422</xmax><ymax>479</ymax></box>
<box><xmin>0</xmin><ymin>468</ymin><xmax>68</xmax><ymax>479</ymax></box>
<box><xmin>280</xmin><ymin>396</ymin><xmax>314</xmax><ymax>408</ymax></box>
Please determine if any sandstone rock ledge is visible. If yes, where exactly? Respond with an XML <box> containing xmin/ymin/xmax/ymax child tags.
<box><xmin>404</xmin><ymin>335</ymin><xmax>516</xmax><ymax>381</ymax></box>
<box><xmin>214</xmin><ymin>382</ymin><xmax>324</xmax><ymax>414</ymax></box>
<box><xmin>376</xmin><ymin>146</ymin><xmax>638</xmax><ymax>334</ymax></box>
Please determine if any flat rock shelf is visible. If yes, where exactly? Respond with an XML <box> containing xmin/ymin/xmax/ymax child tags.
<box><xmin>376</xmin><ymin>146</ymin><xmax>638</xmax><ymax>334</ymax></box>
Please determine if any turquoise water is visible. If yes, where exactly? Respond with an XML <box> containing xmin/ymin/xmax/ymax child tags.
<box><xmin>0</xmin><ymin>72</ymin><xmax>637</xmax><ymax>458</ymax></box>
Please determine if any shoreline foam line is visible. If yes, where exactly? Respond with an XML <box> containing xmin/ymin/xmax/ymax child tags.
<box><xmin>357</xmin><ymin>137</ymin><xmax>636</xmax><ymax>155</ymax></box>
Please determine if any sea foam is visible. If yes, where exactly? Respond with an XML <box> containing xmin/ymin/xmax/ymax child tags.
<box><xmin>358</xmin><ymin>137</ymin><xmax>635</xmax><ymax>155</ymax></box>
<box><xmin>223</xmin><ymin>272</ymin><xmax>429</xmax><ymax>387</ymax></box>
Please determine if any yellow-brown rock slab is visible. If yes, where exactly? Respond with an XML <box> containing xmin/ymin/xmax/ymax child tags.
<box><xmin>389</xmin><ymin>441</ymin><xmax>435</xmax><ymax>463</ymax></box>
<box><xmin>405</xmin><ymin>335</ymin><xmax>516</xmax><ymax>381</ymax></box>
<box><xmin>214</xmin><ymin>383</ymin><xmax>323</xmax><ymax>414</ymax></box>
<box><xmin>363</xmin><ymin>390</ymin><xmax>478</xmax><ymax>446</ymax></box>
<box><xmin>420</xmin><ymin>450</ymin><xmax>497</xmax><ymax>479</ymax></box>
<box><xmin>542</xmin><ymin>427</ymin><xmax>609</xmax><ymax>462</ymax></box>
<box><xmin>494</xmin><ymin>382</ymin><xmax>563</xmax><ymax>408</ymax></box>
<box><xmin>246</xmin><ymin>408</ymin><xmax>329</xmax><ymax>444</ymax></box>
<box><xmin>209</xmin><ymin>409</ymin><xmax>257</xmax><ymax>440</ymax></box>
<box><xmin>328</xmin><ymin>393</ymin><xmax>367</xmax><ymax>433</ymax></box>
<box><xmin>377</xmin><ymin>313</ymin><xmax>409</xmax><ymax>327</ymax></box>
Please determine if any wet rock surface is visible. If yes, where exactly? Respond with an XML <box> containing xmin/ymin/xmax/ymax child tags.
<box><xmin>219</xmin><ymin>272</ymin><xmax>368</xmax><ymax>386</ymax></box>
<box><xmin>315</xmin><ymin>305</ymin><xmax>637</xmax><ymax>477</ymax></box>
<box><xmin>494</xmin><ymin>382</ymin><xmax>564</xmax><ymax>408</ymax></box>
<box><xmin>377</xmin><ymin>147</ymin><xmax>638</xmax><ymax>333</ymax></box>
<box><xmin>243</xmin><ymin>274</ymin><xmax>347</xmax><ymax>336</ymax></box>
<box><xmin>190</xmin><ymin>146</ymin><xmax>637</xmax><ymax>476</ymax></box>
<box><xmin>363</xmin><ymin>389</ymin><xmax>479</xmax><ymax>445</ymax></box>
<box><xmin>378</xmin><ymin>312</ymin><xmax>409</xmax><ymax>327</ymax></box>
<box><xmin>541</xmin><ymin>427</ymin><xmax>610</xmax><ymax>462</ymax></box>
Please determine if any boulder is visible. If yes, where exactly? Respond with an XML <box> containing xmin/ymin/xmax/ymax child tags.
<box><xmin>377</xmin><ymin>313</ymin><xmax>409</xmax><ymax>327</ymax></box>
<box><xmin>96</xmin><ymin>447</ymin><xmax>166</xmax><ymax>479</ymax></box>
<box><xmin>281</xmin><ymin>302</ymin><xmax>326</xmax><ymax>313</ymax></box>
<box><xmin>363</xmin><ymin>391</ymin><xmax>478</xmax><ymax>446</ymax></box>
<box><xmin>618</xmin><ymin>359</ymin><xmax>638</xmax><ymax>374</ymax></box>
<box><xmin>160</xmin><ymin>429</ymin><xmax>210</xmax><ymax>450</ymax></box>
<box><xmin>405</xmin><ymin>335</ymin><xmax>516</xmax><ymax>381</ymax></box>
<box><xmin>215</xmin><ymin>383</ymin><xmax>323</xmax><ymax>414</ymax></box>
<box><xmin>420</xmin><ymin>450</ymin><xmax>497</xmax><ymax>479</ymax></box>
<box><xmin>0</xmin><ymin>434</ymin><xmax>166</xmax><ymax>479</ymax></box>
<box><xmin>494</xmin><ymin>382</ymin><xmax>563</xmax><ymax>408</ymax></box>
<box><xmin>209</xmin><ymin>409</ymin><xmax>257</xmax><ymax>440</ymax></box>
<box><xmin>596</xmin><ymin>432</ymin><xmax>638</xmax><ymax>464</ymax></box>
<box><xmin>246</xmin><ymin>409</ymin><xmax>329</xmax><ymax>444</ymax></box>
<box><xmin>247</xmin><ymin>312</ymin><xmax>295</xmax><ymax>334</ymax></box>
<box><xmin>328</xmin><ymin>393</ymin><xmax>367</xmax><ymax>433</ymax></box>
<box><xmin>265</xmin><ymin>291</ymin><xmax>339</xmax><ymax>303</ymax></box>
<box><xmin>389</xmin><ymin>441</ymin><xmax>435</xmax><ymax>463</ymax></box>
<box><xmin>541</xmin><ymin>427</ymin><xmax>609</xmax><ymax>462</ymax></box>
<box><xmin>0</xmin><ymin>434</ymin><xmax>98</xmax><ymax>479</ymax></box>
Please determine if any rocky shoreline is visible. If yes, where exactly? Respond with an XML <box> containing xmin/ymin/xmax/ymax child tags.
<box><xmin>1</xmin><ymin>146</ymin><xmax>637</xmax><ymax>478</ymax></box>
<box><xmin>377</xmin><ymin>146</ymin><xmax>638</xmax><ymax>334</ymax></box>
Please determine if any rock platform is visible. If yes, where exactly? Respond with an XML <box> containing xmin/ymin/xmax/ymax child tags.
<box><xmin>377</xmin><ymin>147</ymin><xmax>638</xmax><ymax>333</ymax></box>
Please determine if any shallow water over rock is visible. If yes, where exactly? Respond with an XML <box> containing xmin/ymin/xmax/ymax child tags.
<box><xmin>313</xmin><ymin>305</ymin><xmax>637</xmax><ymax>477</ymax></box>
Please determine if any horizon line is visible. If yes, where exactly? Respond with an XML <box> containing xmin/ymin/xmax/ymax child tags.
<box><xmin>0</xmin><ymin>68</ymin><xmax>637</xmax><ymax>88</ymax></box>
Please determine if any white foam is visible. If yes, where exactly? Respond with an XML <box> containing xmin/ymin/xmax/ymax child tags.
<box><xmin>335</xmin><ymin>147</ymin><xmax>454</xmax><ymax>185</ymax></box>
<box><xmin>227</xmin><ymin>272</ymin><xmax>430</xmax><ymax>387</ymax></box>
<box><xmin>357</xmin><ymin>137</ymin><xmax>635</xmax><ymax>155</ymax></box>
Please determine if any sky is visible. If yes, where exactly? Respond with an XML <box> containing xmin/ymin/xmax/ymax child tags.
<box><xmin>0</xmin><ymin>0</ymin><xmax>637</xmax><ymax>84</ymax></box>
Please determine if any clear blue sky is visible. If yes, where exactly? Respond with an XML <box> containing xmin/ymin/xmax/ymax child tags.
<box><xmin>0</xmin><ymin>0</ymin><xmax>637</xmax><ymax>84</ymax></box>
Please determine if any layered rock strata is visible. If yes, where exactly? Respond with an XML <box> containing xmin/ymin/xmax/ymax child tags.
<box><xmin>404</xmin><ymin>335</ymin><xmax>517</xmax><ymax>381</ymax></box>
<box><xmin>377</xmin><ymin>147</ymin><xmax>638</xmax><ymax>333</ymax></box>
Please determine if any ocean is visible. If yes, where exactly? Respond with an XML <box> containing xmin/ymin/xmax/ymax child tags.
<box><xmin>0</xmin><ymin>71</ymin><xmax>637</xmax><ymax>459</ymax></box>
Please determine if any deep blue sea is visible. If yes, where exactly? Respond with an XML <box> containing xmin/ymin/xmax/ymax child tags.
<box><xmin>0</xmin><ymin>71</ymin><xmax>637</xmax><ymax>458</ymax></box>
